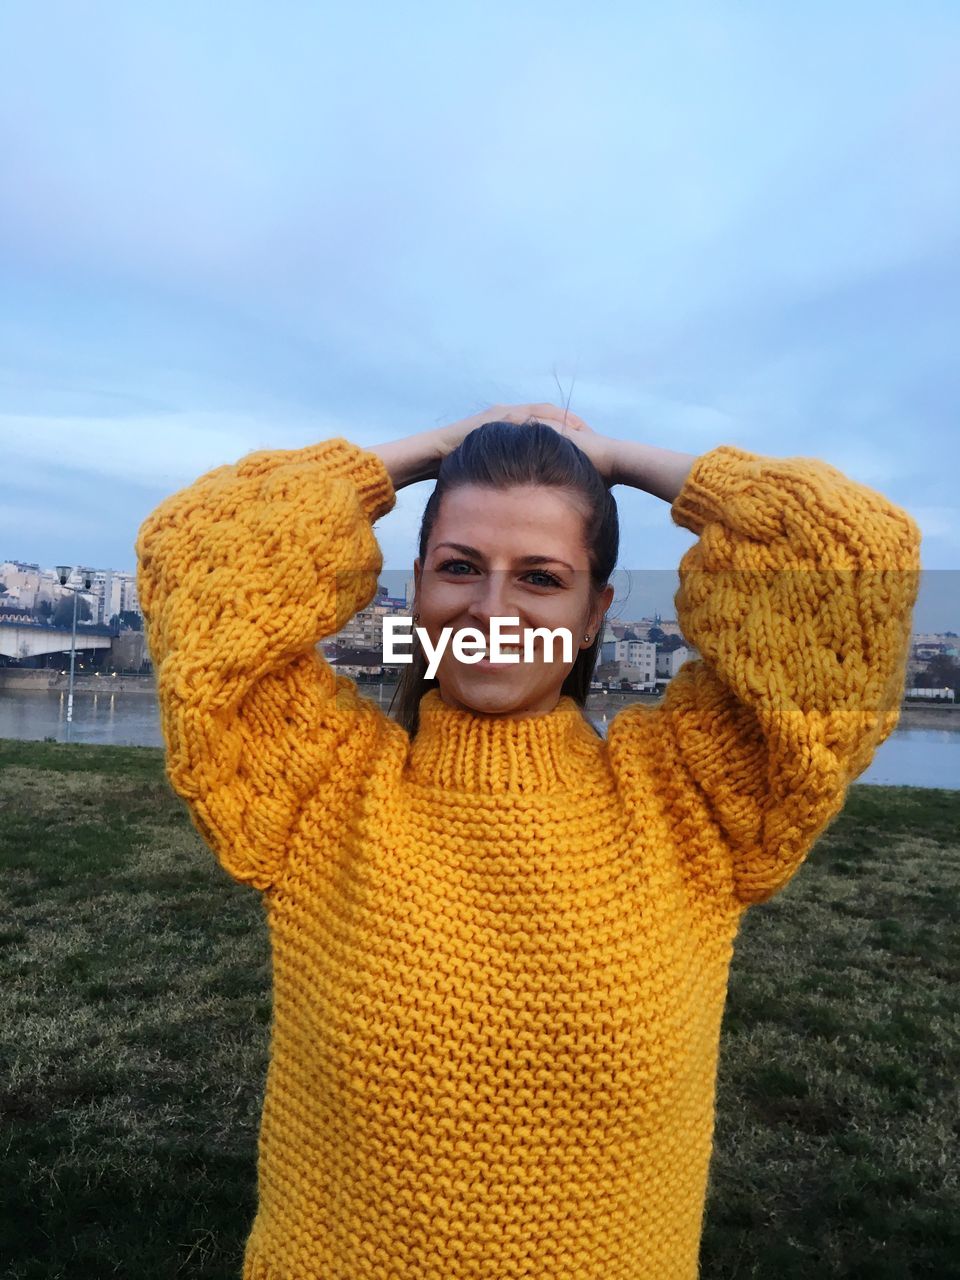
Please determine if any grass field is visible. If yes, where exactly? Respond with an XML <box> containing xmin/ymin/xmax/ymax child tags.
<box><xmin>1</xmin><ymin>736</ymin><xmax>958</xmax><ymax>1279</ymax></box>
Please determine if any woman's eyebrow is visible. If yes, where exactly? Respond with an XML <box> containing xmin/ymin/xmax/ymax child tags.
<box><xmin>433</xmin><ymin>541</ymin><xmax>575</xmax><ymax>572</ymax></box>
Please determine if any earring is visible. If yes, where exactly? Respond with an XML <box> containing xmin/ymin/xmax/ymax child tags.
<box><xmin>584</xmin><ymin>633</ymin><xmax>591</xmax><ymax>642</ymax></box>
<box><xmin>413</xmin><ymin>612</ymin><xmax>420</xmax><ymax>623</ymax></box>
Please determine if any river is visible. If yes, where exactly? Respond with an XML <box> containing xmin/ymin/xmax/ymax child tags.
<box><xmin>1</xmin><ymin>684</ymin><xmax>957</xmax><ymax>791</ymax></box>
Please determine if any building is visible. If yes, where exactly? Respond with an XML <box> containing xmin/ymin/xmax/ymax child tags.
<box><xmin>656</xmin><ymin>645</ymin><xmax>689</xmax><ymax>678</ymax></box>
<box><xmin>327</xmin><ymin>584</ymin><xmax>413</xmax><ymax>674</ymax></box>
<box><xmin>591</xmin><ymin>630</ymin><xmax>659</xmax><ymax>691</ymax></box>
<box><xmin>612</xmin><ymin>632</ymin><xmax>657</xmax><ymax>686</ymax></box>
<box><xmin>912</xmin><ymin>636</ymin><xmax>959</xmax><ymax>660</ymax></box>
<box><xmin>0</xmin><ymin>561</ymin><xmax>44</xmax><ymax>610</ymax></box>
<box><xmin>0</xmin><ymin>561</ymin><xmax>141</xmax><ymax>627</ymax></box>
<box><xmin>327</xmin><ymin>646</ymin><xmax>388</xmax><ymax>680</ymax></box>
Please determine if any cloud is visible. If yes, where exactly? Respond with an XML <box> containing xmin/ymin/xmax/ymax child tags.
<box><xmin>0</xmin><ymin>4</ymin><xmax>957</xmax><ymax>591</ymax></box>
<box><xmin>0</xmin><ymin>411</ymin><xmax>385</xmax><ymax>492</ymax></box>
<box><xmin>912</xmin><ymin>507</ymin><xmax>960</xmax><ymax>549</ymax></box>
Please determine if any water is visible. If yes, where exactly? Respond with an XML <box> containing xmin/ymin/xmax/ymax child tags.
<box><xmin>0</xmin><ymin>689</ymin><xmax>162</xmax><ymax>750</ymax></box>
<box><xmin>2</xmin><ymin>687</ymin><xmax>957</xmax><ymax>790</ymax></box>
<box><xmin>841</xmin><ymin>727</ymin><xmax>959</xmax><ymax>789</ymax></box>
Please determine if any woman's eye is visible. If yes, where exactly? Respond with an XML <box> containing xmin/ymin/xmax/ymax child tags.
<box><xmin>437</xmin><ymin>560</ymin><xmax>561</xmax><ymax>588</ymax></box>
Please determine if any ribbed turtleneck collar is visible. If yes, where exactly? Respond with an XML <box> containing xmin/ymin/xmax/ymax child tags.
<box><xmin>404</xmin><ymin>688</ymin><xmax>604</xmax><ymax>795</ymax></box>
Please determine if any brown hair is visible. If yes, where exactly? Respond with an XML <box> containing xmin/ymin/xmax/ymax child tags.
<box><xmin>388</xmin><ymin>419</ymin><xmax>619</xmax><ymax>736</ymax></box>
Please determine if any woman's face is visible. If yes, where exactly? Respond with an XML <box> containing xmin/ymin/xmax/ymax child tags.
<box><xmin>412</xmin><ymin>484</ymin><xmax>614</xmax><ymax>719</ymax></box>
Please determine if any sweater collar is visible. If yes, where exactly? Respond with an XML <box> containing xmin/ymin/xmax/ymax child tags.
<box><xmin>405</xmin><ymin>687</ymin><xmax>603</xmax><ymax>795</ymax></box>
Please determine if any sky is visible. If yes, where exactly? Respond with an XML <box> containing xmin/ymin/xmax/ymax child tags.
<box><xmin>1</xmin><ymin>1</ymin><xmax>957</xmax><ymax>630</ymax></box>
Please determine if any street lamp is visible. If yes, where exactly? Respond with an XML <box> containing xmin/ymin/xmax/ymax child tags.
<box><xmin>55</xmin><ymin>565</ymin><xmax>93</xmax><ymax>744</ymax></box>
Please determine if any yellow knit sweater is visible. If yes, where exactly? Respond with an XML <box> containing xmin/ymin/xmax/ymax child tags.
<box><xmin>135</xmin><ymin>436</ymin><xmax>921</xmax><ymax>1280</ymax></box>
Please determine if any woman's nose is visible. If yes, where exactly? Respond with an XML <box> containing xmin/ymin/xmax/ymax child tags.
<box><xmin>465</xmin><ymin>573</ymin><xmax>516</xmax><ymax>631</ymax></box>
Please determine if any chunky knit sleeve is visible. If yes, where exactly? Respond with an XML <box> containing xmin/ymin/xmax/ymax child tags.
<box><xmin>135</xmin><ymin>437</ymin><xmax>396</xmax><ymax>892</ymax></box>
<box><xmin>606</xmin><ymin>445</ymin><xmax>921</xmax><ymax>908</ymax></box>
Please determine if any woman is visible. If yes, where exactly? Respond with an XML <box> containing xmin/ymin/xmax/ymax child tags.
<box><xmin>135</xmin><ymin>403</ymin><xmax>920</xmax><ymax>1280</ymax></box>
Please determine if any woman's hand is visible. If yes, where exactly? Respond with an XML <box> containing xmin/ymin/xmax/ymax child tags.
<box><xmin>435</xmin><ymin>402</ymin><xmax>618</xmax><ymax>482</ymax></box>
<box><xmin>372</xmin><ymin>403</ymin><xmax>618</xmax><ymax>492</ymax></box>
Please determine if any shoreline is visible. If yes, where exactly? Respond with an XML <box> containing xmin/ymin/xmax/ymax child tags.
<box><xmin>2</xmin><ymin>670</ymin><xmax>958</xmax><ymax>731</ymax></box>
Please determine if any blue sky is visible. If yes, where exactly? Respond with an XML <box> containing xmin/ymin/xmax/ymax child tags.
<box><xmin>1</xmin><ymin>1</ymin><xmax>957</xmax><ymax>629</ymax></box>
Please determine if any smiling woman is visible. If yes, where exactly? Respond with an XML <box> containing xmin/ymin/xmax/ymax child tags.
<box><xmin>135</xmin><ymin>405</ymin><xmax>920</xmax><ymax>1280</ymax></box>
<box><xmin>382</xmin><ymin>413</ymin><xmax>622</xmax><ymax>729</ymax></box>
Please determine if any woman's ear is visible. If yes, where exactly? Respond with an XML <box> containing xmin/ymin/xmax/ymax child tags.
<box><xmin>589</xmin><ymin>583</ymin><xmax>615</xmax><ymax>637</ymax></box>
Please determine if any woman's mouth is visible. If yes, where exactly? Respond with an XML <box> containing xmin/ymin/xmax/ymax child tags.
<box><xmin>471</xmin><ymin>644</ymin><xmax>524</xmax><ymax>665</ymax></box>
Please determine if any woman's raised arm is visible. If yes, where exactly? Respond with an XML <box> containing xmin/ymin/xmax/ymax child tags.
<box><xmin>136</xmin><ymin>438</ymin><xmax>397</xmax><ymax>892</ymax></box>
<box><xmin>605</xmin><ymin>443</ymin><xmax>922</xmax><ymax>910</ymax></box>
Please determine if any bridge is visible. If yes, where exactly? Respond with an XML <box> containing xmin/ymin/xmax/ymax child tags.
<box><xmin>0</xmin><ymin>619</ymin><xmax>116</xmax><ymax>662</ymax></box>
